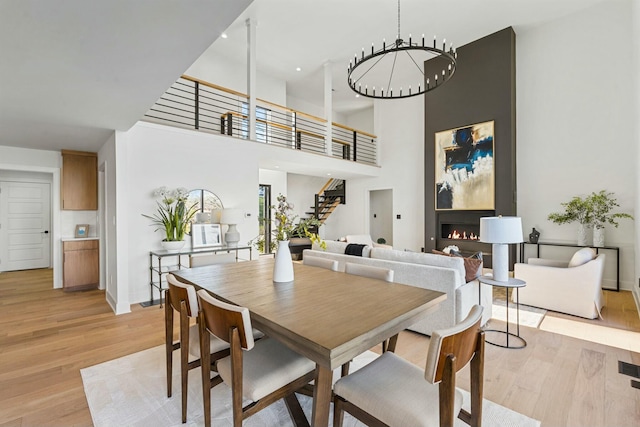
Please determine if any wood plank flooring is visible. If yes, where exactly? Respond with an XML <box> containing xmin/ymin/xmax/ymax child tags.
<box><xmin>1</xmin><ymin>268</ymin><xmax>639</xmax><ymax>426</ymax></box>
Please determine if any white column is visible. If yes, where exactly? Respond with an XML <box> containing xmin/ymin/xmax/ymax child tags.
<box><xmin>324</xmin><ymin>61</ymin><xmax>333</xmax><ymax>156</ymax></box>
<box><xmin>246</xmin><ymin>18</ymin><xmax>257</xmax><ymax>141</ymax></box>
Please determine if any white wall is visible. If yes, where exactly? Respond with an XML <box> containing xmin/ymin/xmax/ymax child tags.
<box><xmin>116</xmin><ymin>122</ymin><xmax>261</xmax><ymax>305</ymax></box>
<box><xmin>634</xmin><ymin>0</ymin><xmax>640</xmax><ymax>303</ymax></box>
<box><xmin>345</xmin><ymin>107</ymin><xmax>374</xmax><ymax>135</ymax></box>
<box><xmin>516</xmin><ymin>0</ymin><xmax>636</xmax><ymax>290</ymax></box>
<box><xmin>287</xmin><ymin>173</ymin><xmax>329</xmax><ymax>234</ymax></box>
<box><xmin>324</xmin><ymin>96</ymin><xmax>425</xmax><ymax>252</ymax></box>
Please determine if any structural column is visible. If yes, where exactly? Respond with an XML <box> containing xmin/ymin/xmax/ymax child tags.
<box><xmin>246</xmin><ymin>18</ymin><xmax>257</xmax><ymax>141</ymax></box>
<box><xmin>324</xmin><ymin>61</ymin><xmax>333</xmax><ymax>156</ymax></box>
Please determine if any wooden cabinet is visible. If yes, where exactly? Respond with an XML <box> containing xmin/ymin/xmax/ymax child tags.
<box><xmin>61</xmin><ymin>150</ymin><xmax>98</xmax><ymax>210</ymax></box>
<box><xmin>63</xmin><ymin>239</ymin><xmax>99</xmax><ymax>291</ymax></box>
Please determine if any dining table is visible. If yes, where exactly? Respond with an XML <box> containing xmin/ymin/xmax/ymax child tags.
<box><xmin>172</xmin><ymin>256</ymin><xmax>446</xmax><ymax>427</ymax></box>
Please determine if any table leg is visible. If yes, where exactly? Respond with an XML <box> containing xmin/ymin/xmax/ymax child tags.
<box><xmin>311</xmin><ymin>364</ymin><xmax>332</xmax><ymax>427</ymax></box>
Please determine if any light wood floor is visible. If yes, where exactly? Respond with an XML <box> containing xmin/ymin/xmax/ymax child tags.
<box><xmin>1</xmin><ymin>269</ymin><xmax>639</xmax><ymax>426</ymax></box>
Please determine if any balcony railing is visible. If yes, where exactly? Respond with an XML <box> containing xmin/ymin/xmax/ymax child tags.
<box><xmin>143</xmin><ymin>75</ymin><xmax>377</xmax><ymax>165</ymax></box>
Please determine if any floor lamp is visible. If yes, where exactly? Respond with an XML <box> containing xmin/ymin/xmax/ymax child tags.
<box><xmin>479</xmin><ymin>216</ymin><xmax>523</xmax><ymax>282</ymax></box>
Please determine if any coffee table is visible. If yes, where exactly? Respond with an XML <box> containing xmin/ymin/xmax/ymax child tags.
<box><xmin>478</xmin><ymin>275</ymin><xmax>527</xmax><ymax>349</ymax></box>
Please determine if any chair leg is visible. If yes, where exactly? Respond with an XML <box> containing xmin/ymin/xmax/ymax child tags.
<box><xmin>164</xmin><ymin>290</ymin><xmax>173</xmax><ymax>398</ymax></box>
<box><xmin>179</xmin><ymin>302</ymin><xmax>189</xmax><ymax>423</ymax></box>
<box><xmin>439</xmin><ymin>354</ymin><xmax>457</xmax><ymax>427</ymax></box>
<box><xmin>333</xmin><ymin>396</ymin><xmax>345</xmax><ymax>427</ymax></box>
<box><xmin>199</xmin><ymin>313</ymin><xmax>212</xmax><ymax>427</ymax></box>
<box><xmin>341</xmin><ymin>361</ymin><xmax>351</xmax><ymax>377</ymax></box>
<box><xmin>230</xmin><ymin>328</ymin><xmax>244</xmax><ymax>427</ymax></box>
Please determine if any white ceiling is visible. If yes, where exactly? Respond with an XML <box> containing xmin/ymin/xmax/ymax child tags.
<box><xmin>1</xmin><ymin>0</ymin><xmax>606</xmax><ymax>153</ymax></box>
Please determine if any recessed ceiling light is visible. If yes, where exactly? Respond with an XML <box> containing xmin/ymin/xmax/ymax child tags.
<box><xmin>327</xmin><ymin>173</ymin><xmax>331</xmax><ymax>176</ymax></box>
<box><xmin>355</xmin><ymin>94</ymin><xmax>360</xmax><ymax>98</ymax></box>
<box><xmin>221</xmin><ymin>33</ymin><xmax>228</xmax><ymax>39</ymax></box>
<box><xmin>296</xmin><ymin>67</ymin><xmax>301</xmax><ymax>72</ymax></box>
<box><xmin>275</xmin><ymin>165</ymin><xmax>280</xmax><ymax>169</ymax></box>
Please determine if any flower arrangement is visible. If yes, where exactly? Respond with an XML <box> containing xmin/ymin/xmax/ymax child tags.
<box><xmin>142</xmin><ymin>187</ymin><xmax>198</xmax><ymax>242</ymax></box>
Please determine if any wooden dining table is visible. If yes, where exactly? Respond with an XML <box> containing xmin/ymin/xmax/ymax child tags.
<box><xmin>172</xmin><ymin>256</ymin><xmax>446</xmax><ymax>427</ymax></box>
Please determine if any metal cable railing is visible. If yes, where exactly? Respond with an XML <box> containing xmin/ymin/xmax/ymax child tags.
<box><xmin>143</xmin><ymin>75</ymin><xmax>377</xmax><ymax>165</ymax></box>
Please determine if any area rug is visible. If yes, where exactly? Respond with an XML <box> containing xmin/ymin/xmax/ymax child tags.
<box><xmin>492</xmin><ymin>300</ymin><xmax>547</xmax><ymax>329</ymax></box>
<box><xmin>81</xmin><ymin>345</ymin><xmax>540</xmax><ymax>427</ymax></box>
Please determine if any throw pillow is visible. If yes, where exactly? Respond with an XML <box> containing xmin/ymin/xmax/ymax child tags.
<box><xmin>432</xmin><ymin>249</ymin><xmax>483</xmax><ymax>283</ymax></box>
<box><xmin>568</xmin><ymin>247</ymin><xmax>596</xmax><ymax>267</ymax></box>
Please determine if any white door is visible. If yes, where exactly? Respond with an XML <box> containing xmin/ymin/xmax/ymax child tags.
<box><xmin>0</xmin><ymin>182</ymin><xmax>51</xmax><ymax>271</ymax></box>
<box><xmin>369</xmin><ymin>189</ymin><xmax>393</xmax><ymax>246</ymax></box>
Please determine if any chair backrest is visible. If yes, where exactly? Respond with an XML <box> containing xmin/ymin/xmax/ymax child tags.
<box><xmin>425</xmin><ymin>304</ymin><xmax>483</xmax><ymax>384</ymax></box>
<box><xmin>196</xmin><ymin>289</ymin><xmax>255</xmax><ymax>350</ymax></box>
<box><xmin>166</xmin><ymin>274</ymin><xmax>198</xmax><ymax>317</ymax></box>
<box><xmin>345</xmin><ymin>262</ymin><xmax>394</xmax><ymax>282</ymax></box>
<box><xmin>303</xmin><ymin>255</ymin><xmax>339</xmax><ymax>271</ymax></box>
<box><xmin>190</xmin><ymin>252</ymin><xmax>236</xmax><ymax>268</ymax></box>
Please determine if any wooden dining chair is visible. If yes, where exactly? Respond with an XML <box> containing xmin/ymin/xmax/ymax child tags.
<box><xmin>303</xmin><ymin>255</ymin><xmax>339</xmax><ymax>271</ymax></box>
<box><xmin>333</xmin><ymin>304</ymin><xmax>485</xmax><ymax>427</ymax></box>
<box><xmin>345</xmin><ymin>262</ymin><xmax>394</xmax><ymax>282</ymax></box>
<box><xmin>164</xmin><ymin>274</ymin><xmax>230</xmax><ymax>424</ymax></box>
<box><xmin>189</xmin><ymin>252</ymin><xmax>236</xmax><ymax>267</ymax></box>
<box><xmin>344</xmin><ymin>262</ymin><xmax>396</xmax><ymax>362</ymax></box>
<box><xmin>196</xmin><ymin>289</ymin><xmax>316</xmax><ymax>427</ymax></box>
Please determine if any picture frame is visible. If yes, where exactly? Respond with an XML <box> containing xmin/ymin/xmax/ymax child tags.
<box><xmin>191</xmin><ymin>223</ymin><xmax>222</xmax><ymax>249</ymax></box>
<box><xmin>75</xmin><ymin>224</ymin><xmax>90</xmax><ymax>238</ymax></box>
<box><xmin>435</xmin><ymin>120</ymin><xmax>495</xmax><ymax>210</ymax></box>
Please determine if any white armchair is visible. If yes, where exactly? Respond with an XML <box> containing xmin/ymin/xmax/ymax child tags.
<box><xmin>513</xmin><ymin>248</ymin><xmax>605</xmax><ymax>319</ymax></box>
<box><xmin>345</xmin><ymin>234</ymin><xmax>392</xmax><ymax>249</ymax></box>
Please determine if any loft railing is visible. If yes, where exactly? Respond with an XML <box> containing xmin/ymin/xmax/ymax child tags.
<box><xmin>143</xmin><ymin>75</ymin><xmax>377</xmax><ymax>166</ymax></box>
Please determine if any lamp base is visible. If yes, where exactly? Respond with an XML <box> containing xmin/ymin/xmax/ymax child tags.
<box><xmin>225</xmin><ymin>224</ymin><xmax>240</xmax><ymax>248</ymax></box>
<box><xmin>492</xmin><ymin>243</ymin><xmax>509</xmax><ymax>282</ymax></box>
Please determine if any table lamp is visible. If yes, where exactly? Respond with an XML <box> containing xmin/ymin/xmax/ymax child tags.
<box><xmin>220</xmin><ymin>208</ymin><xmax>244</xmax><ymax>247</ymax></box>
<box><xmin>479</xmin><ymin>216</ymin><xmax>523</xmax><ymax>282</ymax></box>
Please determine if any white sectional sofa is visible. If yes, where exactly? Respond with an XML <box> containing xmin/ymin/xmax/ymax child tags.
<box><xmin>303</xmin><ymin>241</ymin><xmax>492</xmax><ymax>336</ymax></box>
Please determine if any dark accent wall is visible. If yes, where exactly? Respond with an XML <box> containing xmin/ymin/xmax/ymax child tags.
<box><xmin>424</xmin><ymin>27</ymin><xmax>517</xmax><ymax>264</ymax></box>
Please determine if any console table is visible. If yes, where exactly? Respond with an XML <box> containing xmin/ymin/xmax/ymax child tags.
<box><xmin>143</xmin><ymin>245</ymin><xmax>252</xmax><ymax>307</ymax></box>
<box><xmin>519</xmin><ymin>241</ymin><xmax>619</xmax><ymax>291</ymax></box>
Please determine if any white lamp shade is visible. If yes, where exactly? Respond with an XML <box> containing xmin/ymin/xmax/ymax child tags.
<box><xmin>479</xmin><ymin>216</ymin><xmax>523</xmax><ymax>244</ymax></box>
<box><xmin>220</xmin><ymin>208</ymin><xmax>244</xmax><ymax>225</ymax></box>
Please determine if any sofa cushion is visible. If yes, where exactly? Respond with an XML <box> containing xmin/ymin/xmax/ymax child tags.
<box><xmin>568</xmin><ymin>247</ymin><xmax>596</xmax><ymax>267</ymax></box>
<box><xmin>370</xmin><ymin>248</ymin><xmax>466</xmax><ymax>284</ymax></box>
<box><xmin>318</xmin><ymin>240</ymin><xmax>349</xmax><ymax>254</ymax></box>
<box><xmin>345</xmin><ymin>234</ymin><xmax>374</xmax><ymax>245</ymax></box>
<box><xmin>433</xmin><ymin>250</ymin><xmax>483</xmax><ymax>282</ymax></box>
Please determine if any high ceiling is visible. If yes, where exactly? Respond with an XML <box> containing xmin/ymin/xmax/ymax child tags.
<box><xmin>1</xmin><ymin>0</ymin><xmax>607</xmax><ymax>153</ymax></box>
<box><xmin>206</xmin><ymin>0</ymin><xmax>607</xmax><ymax>114</ymax></box>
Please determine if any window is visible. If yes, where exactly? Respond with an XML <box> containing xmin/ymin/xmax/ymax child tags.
<box><xmin>186</xmin><ymin>189</ymin><xmax>224</xmax><ymax>228</ymax></box>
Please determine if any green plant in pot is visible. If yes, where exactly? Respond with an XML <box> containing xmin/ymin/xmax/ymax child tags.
<box><xmin>547</xmin><ymin>195</ymin><xmax>593</xmax><ymax>246</ymax></box>
<box><xmin>143</xmin><ymin>186</ymin><xmax>198</xmax><ymax>251</ymax></box>
<box><xmin>586</xmin><ymin>190</ymin><xmax>633</xmax><ymax>247</ymax></box>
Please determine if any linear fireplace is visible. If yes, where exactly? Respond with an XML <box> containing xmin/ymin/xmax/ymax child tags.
<box><xmin>436</xmin><ymin>211</ymin><xmax>493</xmax><ymax>268</ymax></box>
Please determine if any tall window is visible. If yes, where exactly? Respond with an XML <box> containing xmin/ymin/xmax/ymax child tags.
<box><xmin>258</xmin><ymin>184</ymin><xmax>272</xmax><ymax>254</ymax></box>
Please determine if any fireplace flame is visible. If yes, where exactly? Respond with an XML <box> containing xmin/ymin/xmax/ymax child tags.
<box><xmin>447</xmin><ymin>230</ymin><xmax>479</xmax><ymax>240</ymax></box>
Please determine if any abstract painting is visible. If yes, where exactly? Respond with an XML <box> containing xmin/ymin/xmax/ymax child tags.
<box><xmin>435</xmin><ymin>120</ymin><xmax>494</xmax><ymax>210</ymax></box>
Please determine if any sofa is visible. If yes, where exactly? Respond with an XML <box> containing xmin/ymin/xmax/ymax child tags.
<box><xmin>513</xmin><ymin>247</ymin><xmax>605</xmax><ymax>319</ymax></box>
<box><xmin>303</xmin><ymin>241</ymin><xmax>492</xmax><ymax>336</ymax></box>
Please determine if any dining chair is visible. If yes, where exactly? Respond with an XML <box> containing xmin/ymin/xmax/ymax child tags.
<box><xmin>345</xmin><ymin>262</ymin><xmax>394</xmax><ymax>282</ymax></box>
<box><xmin>333</xmin><ymin>304</ymin><xmax>485</xmax><ymax>427</ymax></box>
<box><xmin>189</xmin><ymin>252</ymin><xmax>236</xmax><ymax>267</ymax></box>
<box><xmin>196</xmin><ymin>289</ymin><xmax>316</xmax><ymax>427</ymax></box>
<box><xmin>164</xmin><ymin>274</ymin><xmax>231</xmax><ymax>424</ymax></box>
<box><xmin>303</xmin><ymin>255</ymin><xmax>339</xmax><ymax>271</ymax></box>
<box><xmin>341</xmin><ymin>262</ymin><xmax>396</xmax><ymax>376</ymax></box>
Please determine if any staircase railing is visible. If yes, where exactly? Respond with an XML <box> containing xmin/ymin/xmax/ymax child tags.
<box><xmin>305</xmin><ymin>179</ymin><xmax>345</xmax><ymax>224</ymax></box>
<box><xmin>143</xmin><ymin>75</ymin><xmax>377</xmax><ymax>165</ymax></box>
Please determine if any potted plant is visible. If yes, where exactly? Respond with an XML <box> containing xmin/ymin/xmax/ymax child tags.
<box><xmin>586</xmin><ymin>190</ymin><xmax>633</xmax><ymax>247</ymax></box>
<box><xmin>547</xmin><ymin>195</ymin><xmax>593</xmax><ymax>246</ymax></box>
<box><xmin>142</xmin><ymin>186</ymin><xmax>198</xmax><ymax>251</ymax></box>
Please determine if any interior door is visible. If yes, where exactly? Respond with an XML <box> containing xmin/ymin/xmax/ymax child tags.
<box><xmin>369</xmin><ymin>189</ymin><xmax>393</xmax><ymax>246</ymax></box>
<box><xmin>0</xmin><ymin>182</ymin><xmax>51</xmax><ymax>271</ymax></box>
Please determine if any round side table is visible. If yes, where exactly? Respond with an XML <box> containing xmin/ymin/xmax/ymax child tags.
<box><xmin>478</xmin><ymin>275</ymin><xmax>527</xmax><ymax>349</ymax></box>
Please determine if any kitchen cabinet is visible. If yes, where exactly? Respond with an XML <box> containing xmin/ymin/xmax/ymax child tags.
<box><xmin>61</xmin><ymin>150</ymin><xmax>98</xmax><ymax>210</ymax></box>
<box><xmin>63</xmin><ymin>239</ymin><xmax>99</xmax><ymax>291</ymax></box>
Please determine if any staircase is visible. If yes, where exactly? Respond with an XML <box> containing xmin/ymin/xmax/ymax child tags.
<box><xmin>304</xmin><ymin>179</ymin><xmax>345</xmax><ymax>225</ymax></box>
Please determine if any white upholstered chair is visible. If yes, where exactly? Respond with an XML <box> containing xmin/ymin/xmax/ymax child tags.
<box><xmin>303</xmin><ymin>254</ymin><xmax>339</xmax><ymax>271</ymax></box>
<box><xmin>196</xmin><ymin>289</ymin><xmax>316</xmax><ymax>427</ymax></box>
<box><xmin>333</xmin><ymin>305</ymin><xmax>485</xmax><ymax>427</ymax></box>
<box><xmin>514</xmin><ymin>247</ymin><xmax>605</xmax><ymax>319</ymax></box>
<box><xmin>189</xmin><ymin>252</ymin><xmax>236</xmax><ymax>267</ymax></box>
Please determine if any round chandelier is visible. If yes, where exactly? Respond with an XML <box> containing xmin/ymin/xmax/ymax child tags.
<box><xmin>347</xmin><ymin>0</ymin><xmax>458</xmax><ymax>100</ymax></box>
